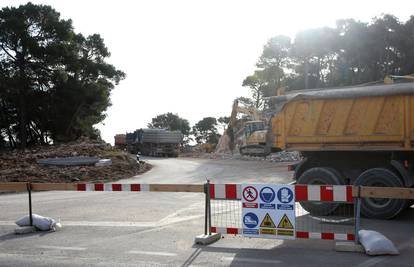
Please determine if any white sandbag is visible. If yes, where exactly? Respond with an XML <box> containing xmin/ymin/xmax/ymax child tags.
<box><xmin>15</xmin><ymin>214</ymin><xmax>59</xmax><ymax>231</ymax></box>
<box><xmin>359</xmin><ymin>230</ymin><xmax>399</xmax><ymax>256</ymax></box>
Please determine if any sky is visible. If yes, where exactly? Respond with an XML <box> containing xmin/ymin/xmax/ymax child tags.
<box><xmin>2</xmin><ymin>0</ymin><xmax>414</xmax><ymax>144</ymax></box>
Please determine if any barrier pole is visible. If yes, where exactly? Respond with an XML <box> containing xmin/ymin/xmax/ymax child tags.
<box><xmin>354</xmin><ymin>186</ymin><xmax>361</xmax><ymax>244</ymax></box>
<box><xmin>26</xmin><ymin>183</ymin><xmax>33</xmax><ymax>227</ymax></box>
<box><xmin>207</xmin><ymin>180</ymin><xmax>212</xmax><ymax>235</ymax></box>
<box><xmin>204</xmin><ymin>181</ymin><xmax>208</xmax><ymax>235</ymax></box>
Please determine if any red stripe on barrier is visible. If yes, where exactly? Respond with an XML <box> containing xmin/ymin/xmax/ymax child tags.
<box><xmin>227</xmin><ymin>228</ymin><xmax>238</xmax><ymax>235</ymax></box>
<box><xmin>112</xmin><ymin>184</ymin><xmax>122</xmax><ymax>191</ymax></box>
<box><xmin>130</xmin><ymin>184</ymin><xmax>140</xmax><ymax>191</ymax></box>
<box><xmin>321</xmin><ymin>233</ymin><xmax>335</xmax><ymax>240</ymax></box>
<box><xmin>209</xmin><ymin>184</ymin><xmax>215</xmax><ymax>199</ymax></box>
<box><xmin>320</xmin><ymin>186</ymin><xmax>334</xmax><ymax>201</ymax></box>
<box><xmin>77</xmin><ymin>184</ymin><xmax>86</xmax><ymax>191</ymax></box>
<box><xmin>346</xmin><ymin>186</ymin><xmax>353</xmax><ymax>203</ymax></box>
<box><xmin>225</xmin><ymin>184</ymin><xmax>237</xmax><ymax>199</ymax></box>
<box><xmin>296</xmin><ymin>231</ymin><xmax>309</xmax><ymax>239</ymax></box>
<box><xmin>94</xmin><ymin>184</ymin><xmax>104</xmax><ymax>191</ymax></box>
<box><xmin>211</xmin><ymin>227</ymin><xmax>354</xmax><ymax>241</ymax></box>
<box><xmin>295</xmin><ymin>185</ymin><xmax>308</xmax><ymax>201</ymax></box>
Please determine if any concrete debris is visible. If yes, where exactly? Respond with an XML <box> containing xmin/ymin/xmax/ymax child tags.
<box><xmin>194</xmin><ymin>233</ymin><xmax>221</xmax><ymax>245</ymax></box>
<box><xmin>215</xmin><ymin>134</ymin><xmax>232</xmax><ymax>154</ymax></box>
<box><xmin>335</xmin><ymin>241</ymin><xmax>365</xmax><ymax>253</ymax></box>
<box><xmin>181</xmin><ymin>150</ymin><xmax>301</xmax><ymax>163</ymax></box>
<box><xmin>268</xmin><ymin>151</ymin><xmax>301</xmax><ymax>162</ymax></box>
<box><xmin>36</xmin><ymin>156</ymin><xmax>100</xmax><ymax>166</ymax></box>
<box><xmin>95</xmin><ymin>159</ymin><xmax>112</xmax><ymax>167</ymax></box>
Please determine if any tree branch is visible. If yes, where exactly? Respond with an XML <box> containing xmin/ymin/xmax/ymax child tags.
<box><xmin>0</xmin><ymin>44</ymin><xmax>16</xmax><ymax>61</ymax></box>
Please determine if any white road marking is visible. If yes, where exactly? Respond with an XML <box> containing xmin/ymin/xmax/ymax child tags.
<box><xmin>222</xmin><ymin>256</ymin><xmax>281</xmax><ymax>264</ymax></box>
<box><xmin>157</xmin><ymin>202</ymin><xmax>204</xmax><ymax>226</ymax></box>
<box><xmin>127</xmin><ymin>250</ymin><xmax>177</xmax><ymax>257</ymax></box>
<box><xmin>63</xmin><ymin>221</ymin><xmax>155</xmax><ymax>227</ymax></box>
<box><xmin>0</xmin><ymin>221</ymin><xmax>15</xmax><ymax>226</ymax></box>
<box><xmin>38</xmin><ymin>245</ymin><xmax>86</xmax><ymax>251</ymax></box>
<box><xmin>0</xmin><ymin>221</ymin><xmax>155</xmax><ymax>227</ymax></box>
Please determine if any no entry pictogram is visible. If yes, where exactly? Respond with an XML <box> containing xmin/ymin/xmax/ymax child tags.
<box><xmin>243</xmin><ymin>186</ymin><xmax>258</xmax><ymax>202</ymax></box>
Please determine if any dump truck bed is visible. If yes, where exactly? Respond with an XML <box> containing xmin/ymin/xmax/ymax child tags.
<box><xmin>268</xmin><ymin>82</ymin><xmax>414</xmax><ymax>151</ymax></box>
<box><xmin>138</xmin><ymin>129</ymin><xmax>183</xmax><ymax>144</ymax></box>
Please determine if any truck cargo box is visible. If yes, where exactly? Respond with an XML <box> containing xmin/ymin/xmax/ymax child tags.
<box><xmin>114</xmin><ymin>134</ymin><xmax>126</xmax><ymax>146</ymax></box>
<box><xmin>268</xmin><ymin>82</ymin><xmax>414</xmax><ymax>152</ymax></box>
<box><xmin>137</xmin><ymin>129</ymin><xmax>183</xmax><ymax>144</ymax></box>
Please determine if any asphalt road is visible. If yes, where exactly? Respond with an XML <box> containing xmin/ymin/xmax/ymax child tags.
<box><xmin>0</xmin><ymin>156</ymin><xmax>413</xmax><ymax>266</ymax></box>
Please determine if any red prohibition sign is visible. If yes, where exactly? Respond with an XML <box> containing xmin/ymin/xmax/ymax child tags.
<box><xmin>243</xmin><ymin>186</ymin><xmax>258</xmax><ymax>202</ymax></box>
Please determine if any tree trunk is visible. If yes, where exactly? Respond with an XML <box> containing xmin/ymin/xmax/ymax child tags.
<box><xmin>316</xmin><ymin>57</ymin><xmax>321</xmax><ymax>87</ymax></box>
<box><xmin>19</xmin><ymin>93</ymin><xmax>27</xmax><ymax>148</ymax></box>
<box><xmin>6</xmin><ymin>127</ymin><xmax>15</xmax><ymax>148</ymax></box>
<box><xmin>304</xmin><ymin>59</ymin><xmax>309</xmax><ymax>89</ymax></box>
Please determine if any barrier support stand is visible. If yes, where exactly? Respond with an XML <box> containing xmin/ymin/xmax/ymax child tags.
<box><xmin>15</xmin><ymin>183</ymin><xmax>37</xmax><ymax>234</ymax></box>
<box><xmin>335</xmin><ymin>185</ymin><xmax>364</xmax><ymax>253</ymax></box>
<box><xmin>27</xmin><ymin>183</ymin><xmax>33</xmax><ymax>227</ymax></box>
<box><xmin>207</xmin><ymin>179</ymin><xmax>212</xmax><ymax>236</ymax></box>
<box><xmin>194</xmin><ymin>179</ymin><xmax>221</xmax><ymax>245</ymax></box>
<box><xmin>204</xmin><ymin>181</ymin><xmax>208</xmax><ymax>235</ymax></box>
<box><xmin>354</xmin><ymin>186</ymin><xmax>362</xmax><ymax>245</ymax></box>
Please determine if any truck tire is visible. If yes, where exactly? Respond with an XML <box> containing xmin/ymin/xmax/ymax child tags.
<box><xmin>297</xmin><ymin>167</ymin><xmax>344</xmax><ymax>216</ymax></box>
<box><xmin>354</xmin><ymin>168</ymin><xmax>407</xmax><ymax>219</ymax></box>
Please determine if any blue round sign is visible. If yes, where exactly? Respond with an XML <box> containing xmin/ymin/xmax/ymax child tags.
<box><xmin>243</xmin><ymin>212</ymin><xmax>259</xmax><ymax>228</ymax></box>
<box><xmin>277</xmin><ymin>187</ymin><xmax>293</xmax><ymax>203</ymax></box>
<box><xmin>259</xmin><ymin>187</ymin><xmax>275</xmax><ymax>203</ymax></box>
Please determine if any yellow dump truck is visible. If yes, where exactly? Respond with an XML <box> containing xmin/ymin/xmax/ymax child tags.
<box><xmin>268</xmin><ymin>82</ymin><xmax>414</xmax><ymax>219</ymax></box>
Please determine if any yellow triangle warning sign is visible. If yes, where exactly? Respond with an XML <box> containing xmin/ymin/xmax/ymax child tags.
<box><xmin>260</xmin><ymin>213</ymin><xmax>276</xmax><ymax>228</ymax></box>
<box><xmin>277</xmin><ymin>214</ymin><xmax>293</xmax><ymax>229</ymax></box>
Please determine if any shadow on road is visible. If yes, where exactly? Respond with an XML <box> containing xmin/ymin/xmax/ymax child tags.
<box><xmin>182</xmin><ymin>208</ymin><xmax>414</xmax><ymax>266</ymax></box>
<box><xmin>0</xmin><ymin>230</ymin><xmax>54</xmax><ymax>243</ymax></box>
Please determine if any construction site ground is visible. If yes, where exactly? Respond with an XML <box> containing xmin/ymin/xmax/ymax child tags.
<box><xmin>0</xmin><ymin>156</ymin><xmax>413</xmax><ymax>266</ymax></box>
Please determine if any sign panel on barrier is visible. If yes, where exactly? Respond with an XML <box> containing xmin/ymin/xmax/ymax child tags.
<box><xmin>241</xmin><ymin>184</ymin><xmax>295</xmax><ymax>240</ymax></box>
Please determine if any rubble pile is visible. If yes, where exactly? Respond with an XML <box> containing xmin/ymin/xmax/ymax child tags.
<box><xmin>0</xmin><ymin>138</ymin><xmax>151</xmax><ymax>183</ymax></box>
<box><xmin>181</xmin><ymin>150</ymin><xmax>301</xmax><ymax>163</ymax></box>
<box><xmin>268</xmin><ymin>151</ymin><xmax>301</xmax><ymax>162</ymax></box>
<box><xmin>214</xmin><ymin>134</ymin><xmax>232</xmax><ymax>154</ymax></box>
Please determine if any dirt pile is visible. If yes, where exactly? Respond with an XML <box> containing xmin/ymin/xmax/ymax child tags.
<box><xmin>0</xmin><ymin>138</ymin><xmax>151</xmax><ymax>183</ymax></box>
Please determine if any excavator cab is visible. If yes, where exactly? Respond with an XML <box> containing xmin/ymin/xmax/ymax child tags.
<box><xmin>239</xmin><ymin>120</ymin><xmax>270</xmax><ymax>157</ymax></box>
<box><xmin>244</xmin><ymin>121</ymin><xmax>265</xmax><ymax>137</ymax></box>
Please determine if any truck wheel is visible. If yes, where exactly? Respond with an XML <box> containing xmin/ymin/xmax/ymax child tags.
<box><xmin>297</xmin><ymin>167</ymin><xmax>343</xmax><ymax>216</ymax></box>
<box><xmin>354</xmin><ymin>168</ymin><xmax>407</xmax><ymax>219</ymax></box>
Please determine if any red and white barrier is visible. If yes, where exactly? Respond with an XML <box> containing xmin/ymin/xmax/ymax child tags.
<box><xmin>209</xmin><ymin>184</ymin><xmax>353</xmax><ymax>203</ymax></box>
<box><xmin>76</xmin><ymin>183</ymin><xmax>150</xmax><ymax>192</ymax></box>
<box><xmin>210</xmin><ymin>227</ymin><xmax>355</xmax><ymax>241</ymax></box>
<box><xmin>209</xmin><ymin>184</ymin><xmax>241</xmax><ymax>200</ymax></box>
<box><xmin>73</xmin><ymin>183</ymin><xmax>352</xmax><ymax>203</ymax></box>
<box><xmin>295</xmin><ymin>185</ymin><xmax>353</xmax><ymax>203</ymax></box>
